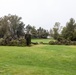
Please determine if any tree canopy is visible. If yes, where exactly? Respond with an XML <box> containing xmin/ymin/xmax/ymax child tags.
<box><xmin>0</xmin><ymin>14</ymin><xmax>25</xmax><ymax>38</ymax></box>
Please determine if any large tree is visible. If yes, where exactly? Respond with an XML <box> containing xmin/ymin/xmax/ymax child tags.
<box><xmin>37</xmin><ymin>27</ymin><xmax>49</xmax><ymax>39</ymax></box>
<box><xmin>30</xmin><ymin>26</ymin><xmax>37</xmax><ymax>38</ymax></box>
<box><xmin>8</xmin><ymin>14</ymin><xmax>25</xmax><ymax>38</ymax></box>
<box><xmin>25</xmin><ymin>24</ymin><xmax>37</xmax><ymax>38</ymax></box>
<box><xmin>0</xmin><ymin>14</ymin><xmax>25</xmax><ymax>38</ymax></box>
<box><xmin>50</xmin><ymin>22</ymin><xmax>62</xmax><ymax>40</ymax></box>
<box><xmin>62</xmin><ymin>18</ymin><xmax>76</xmax><ymax>41</ymax></box>
<box><xmin>0</xmin><ymin>16</ymin><xmax>9</xmax><ymax>38</ymax></box>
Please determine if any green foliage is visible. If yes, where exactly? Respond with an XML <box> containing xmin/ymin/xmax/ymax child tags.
<box><xmin>25</xmin><ymin>25</ymin><xmax>49</xmax><ymax>39</ymax></box>
<box><xmin>37</xmin><ymin>27</ymin><xmax>49</xmax><ymax>39</ymax></box>
<box><xmin>49</xmin><ymin>38</ymin><xmax>76</xmax><ymax>45</ymax></box>
<box><xmin>62</xmin><ymin>18</ymin><xmax>76</xmax><ymax>41</ymax></box>
<box><xmin>18</xmin><ymin>38</ymin><xmax>26</xmax><ymax>46</ymax></box>
<box><xmin>9</xmin><ymin>39</ymin><xmax>19</xmax><ymax>46</ymax></box>
<box><xmin>50</xmin><ymin>18</ymin><xmax>76</xmax><ymax>44</ymax></box>
<box><xmin>0</xmin><ymin>38</ymin><xmax>5</xmax><ymax>45</ymax></box>
<box><xmin>25</xmin><ymin>25</ymin><xmax>38</xmax><ymax>38</ymax></box>
<box><xmin>49</xmin><ymin>41</ymin><xmax>56</xmax><ymax>45</ymax></box>
<box><xmin>0</xmin><ymin>14</ymin><xmax>25</xmax><ymax>38</ymax></box>
<box><xmin>0</xmin><ymin>37</ymin><xmax>26</xmax><ymax>46</ymax></box>
<box><xmin>1</xmin><ymin>14</ymin><xmax>76</xmax><ymax>46</ymax></box>
<box><xmin>9</xmin><ymin>38</ymin><xmax>26</xmax><ymax>46</ymax></box>
<box><xmin>50</xmin><ymin>22</ymin><xmax>62</xmax><ymax>40</ymax></box>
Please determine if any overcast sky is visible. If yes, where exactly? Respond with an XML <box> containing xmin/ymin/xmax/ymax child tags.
<box><xmin>0</xmin><ymin>0</ymin><xmax>76</xmax><ymax>30</ymax></box>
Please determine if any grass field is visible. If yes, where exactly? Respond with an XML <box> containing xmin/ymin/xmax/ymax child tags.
<box><xmin>0</xmin><ymin>45</ymin><xmax>76</xmax><ymax>75</ymax></box>
<box><xmin>31</xmin><ymin>38</ymin><xmax>53</xmax><ymax>43</ymax></box>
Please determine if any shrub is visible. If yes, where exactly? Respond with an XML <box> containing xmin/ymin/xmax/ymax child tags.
<box><xmin>49</xmin><ymin>39</ymin><xmax>76</xmax><ymax>45</ymax></box>
<box><xmin>18</xmin><ymin>38</ymin><xmax>26</xmax><ymax>46</ymax></box>
<box><xmin>0</xmin><ymin>37</ymin><xmax>26</xmax><ymax>46</ymax></box>
<box><xmin>40</xmin><ymin>42</ymin><xmax>43</xmax><ymax>44</ymax></box>
<box><xmin>49</xmin><ymin>41</ymin><xmax>56</xmax><ymax>45</ymax></box>
<box><xmin>9</xmin><ymin>40</ymin><xmax>19</xmax><ymax>46</ymax></box>
<box><xmin>0</xmin><ymin>38</ymin><xmax>5</xmax><ymax>45</ymax></box>
<box><xmin>9</xmin><ymin>38</ymin><xmax>26</xmax><ymax>46</ymax></box>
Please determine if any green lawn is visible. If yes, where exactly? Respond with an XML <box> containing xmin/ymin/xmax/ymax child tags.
<box><xmin>31</xmin><ymin>38</ymin><xmax>53</xmax><ymax>43</ymax></box>
<box><xmin>0</xmin><ymin>45</ymin><xmax>76</xmax><ymax>75</ymax></box>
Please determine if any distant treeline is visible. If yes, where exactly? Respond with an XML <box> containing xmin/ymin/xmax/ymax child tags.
<box><xmin>0</xmin><ymin>14</ymin><xmax>49</xmax><ymax>46</ymax></box>
<box><xmin>0</xmin><ymin>14</ymin><xmax>76</xmax><ymax>45</ymax></box>
<box><xmin>0</xmin><ymin>14</ymin><xmax>49</xmax><ymax>39</ymax></box>
<box><xmin>50</xmin><ymin>18</ymin><xmax>76</xmax><ymax>41</ymax></box>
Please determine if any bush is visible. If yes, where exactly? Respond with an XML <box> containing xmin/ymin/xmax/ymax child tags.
<box><xmin>40</xmin><ymin>42</ymin><xmax>43</xmax><ymax>44</ymax></box>
<box><xmin>39</xmin><ymin>42</ymin><xmax>48</xmax><ymax>45</ymax></box>
<box><xmin>0</xmin><ymin>38</ymin><xmax>5</xmax><ymax>45</ymax></box>
<box><xmin>9</xmin><ymin>38</ymin><xmax>26</xmax><ymax>46</ymax></box>
<box><xmin>49</xmin><ymin>39</ymin><xmax>76</xmax><ymax>45</ymax></box>
<box><xmin>18</xmin><ymin>38</ymin><xmax>26</xmax><ymax>46</ymax></box>
<box><xmin>49</xmin><ymin>41</ymin><xmax>56</xmax><ymax>45</ymax></box>
<box><xmin>9</xmin><ymin>40</ymin><xmax>19</xmax><ymax>46</ymax></box>
<box><xmin>70</xmin><ymin>41</ymin><xmax>76</xmax><ymax>45</ymax></box>
<box><xmin>0</xmin><ymin>37</ymin><xmax>26</xmax><ymax>46</ymax></box>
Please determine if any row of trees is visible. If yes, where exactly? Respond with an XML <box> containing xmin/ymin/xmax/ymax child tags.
<box><xmin>0</xmin><ymin>14</ymin><xmax>49</xmax><ymax>39</ymax></box>
<box><xmin>25</xmin><ymin>25</ymin><xmax>49</xmax><ymax>39</ymax></box>
<box><xmin>0</xmin><ymin>14</ymin><xmax>76</xmax><ymax>45</ymax></box>
<box><xmin>50</xmin><ymin>18</ymin><xmax>76</xmax><ymax>42</ymax></box>
<box><xmin>0</xmin><ymin>14</ymin><xmax>49</xmax><ymax>46</ymax></box>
